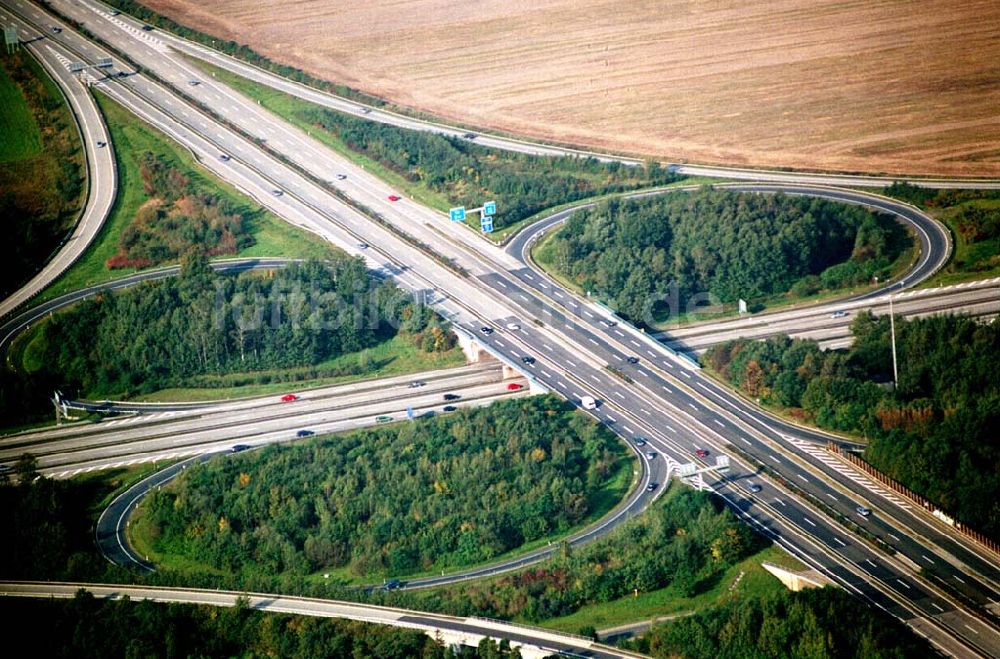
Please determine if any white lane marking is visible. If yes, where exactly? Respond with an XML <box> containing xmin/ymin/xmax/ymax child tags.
<box><xmin>802</xmin><ymin>517</ymin><xmax>817</xmax><ymax>527</ymax></box>
<box><xmin>613</xmin><ymin>354</ymin><xmax>623</xmax><ymax>361</ymax></box>
<box><xmin>737</xmin><ymin>436</ymin><xmax>751</xmax><ymax>445</ymax></box>
<box><xmin>624</xmin><ymin>425</ymin><xmax>634</xmax><ymax>433</ymax></box>
<box><xmin>647</xmin><ymin>350</ymin><xmax>656</xmax><ymax>357</ymax></box>
<box><xmin>832</xmin><ymin>537</ymin><xmax>847</xmax><ymax>547</ymax></box>
<box><xmin>519</xmin><ymin>294</ymin><xmax>529</xmax><ymax>301</ymax></box>
<box><xmin>662</xmin><ymin>385</ymin><xmax>673</xmax><ymax>394</ymax></box>
<box><xmin>771</xmin><ymin>454</ymin><xmax>781</xmax><ymax>462</ymax></box>
<box><xmin>553</xmin><ymin>291</ymin><xmax>564</xmax><ymax>299</ymax></box>
<box><xmin>542</xmin><ymin>343</ymin><xmax>553</xmax><ymax>351</ymax></box>
<box><xmin>953</xmin><ymin>575</ymin><xmax>966</xmax><ymax>584</ymax></box>
<box><xmin>864</xmin><ymin>558</ymin><xmax>877</xmax><ymax>568</ymax></box>
<box><xmin>641</xmin><ymin>408</ymin><xmax>652</xmax><ymax>415</ymax></box>
<box><xmin>495</xmin><ymin>340</ymin><xmax>505</xmax><ymax>347</ymax></box>
<box><xmin>665</xmin><ymin>424</ymin><xmax>676</xmax><ymax>433</ymax></box>
<box><xmin>681</xmin><ymin>371</ymin><xmax>691</xmax><ymax>379</ymax></box>
<box><xmin>796</xmin><ymin>474</ymin><xmax>809</xmax><ymax>483</ymax></box>
<box><xmin>888</xmin><ymin>533</ymin><xmax>901</xmax><ymax>542</ymax></box>
<box><xmin>713</xmin><ymin>420</ymin><xmax>724</xmax><ymax>428</ymax></box>
<box><xmin>637</xmin><ymin>369</ymin><xmax>649</xmax><ymax>377</ymax></box>
<box><xmin>921</xmin><ymin>554</ymin><xmax>936</xmax><ymax>564</ymax></box>
<box><xmin>496</xmin><ymin>280</ymin><xmax>507</xmax><ymax>288</ymax></box>
<box><xmin>606</xmin><ymin>415</ymin><xmax>617</xmax><ymax>423</ymax></box>
<box><xmin>964</xmin><ymin>624</ymin><xmax>979</xmax><ymax>635</ymax></box>
<box><xmin>825</xmin><ymin>493</ymin><xmax>837</xmax><ymax>502</ymax></box>
<box><xmin>540</xmin><ymin>369</ymin><xmax>551</xmax><ymax>377</ymax></box>
<box><xmin>583</xmin><ymin>311</ymin><xmax>593</xmax><ymax>317</ymax></box>
<box><xmin>614</xmin><ymin>330</ymin><xmax>624</xmax><ymax>337</ymax></box>
<box><xmin>774</xmin><ymin>498</ymin><xmax>786</xmax><ymax>507</ymax></box>
<box><xmin>557</xmin><ymin>380</ymin><xmax>568</xmax><ymax>388</ymax></box>
<box><xmin>931</xmin><ymin>602</ymin><xmax>945</xmax><ymax>613</ymax></box>
<box><xmin>896</xmin><ymin>579</ymin><xmax>911</xmax><ymax>589</ymax></box>
<box><xmin>614</xmin><ymin>391</ymin><xmax>625</xmax><ymax>399</ymax></box>
<box><xmin>688</xmin><ymin>403</ymin><xmax>698</xmax><ymax>411</ymax></box>
<box><xmin>590</xmin><ymin>375</ymin><xmax>601</xmax><ymax>383</ymax></box>
<box><xmin>539</xmin><ymin>282</ymin><xmax>548</xmax><ymax>288</ymax></box>
<box><xmin>523</xmin><ymin>273</ymin><xmax>534</xmax><ymax>280</ymax></box>
<box><xmin>566</xmin><ymin>360</ymin><xmax>576</xmax><ymax>367</ymax></box>
<box><xmin>588</xmin><ymin>338</ymin><xmax>599</xmax><ymax>346</ymax></box>
<box><xmin>629</xmin><ymin>340</ymin><xmax>640</xmax><ymax>347</ymax></box>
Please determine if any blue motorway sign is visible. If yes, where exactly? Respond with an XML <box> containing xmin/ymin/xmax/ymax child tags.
<box><xmin>481</xmin><ymin>216</ymin><xmax>494</xmax><ymax>233</ymax></box>
<box><xmin>406</xmin><ymin>406</ymin><xmax>414</xmax><ymax>420</ymax></box>
<box><xmin>483</xmin><ymin>200</ymin><xmax>497</xmax><ymax>216</ymax></box>
<box><xmin>449</xmin><ymin>206</ymin><xmax>466</xmax><ymax>222</ymax></box>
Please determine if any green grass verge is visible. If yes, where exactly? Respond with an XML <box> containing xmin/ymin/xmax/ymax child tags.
<box><xmin>32</xmin><ymin>91</ymin><xmax>343</xmax><ymax>305</ymax></box>
<box><xmin>130</xmin><ymin>335</ymin><xmax>466</xmax><ymax>402</ymax></box>
<box><xmin>0</xmin><ymin>60</ymin><xmax>43</xmax><ymax>162</ymax></box>
<box><xmin>128</xmin><ymin>413</ymin><xmax>636</xmax><ymax>585</ymax></box>
<box><xmin>921</xmin><ymin>198</ymin><xmax>1000</xmax><ymax>287</ymax></box>
<box><xmin>538</xmin><ymin>544</ymin><xmax>804</xmax><ymax>635</ymax></box>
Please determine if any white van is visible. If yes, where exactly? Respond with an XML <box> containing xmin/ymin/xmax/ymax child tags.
<box><xmin>580</xmin><ymin>395</ymin><xmax>598</xmax><ymax>410</ymax></box>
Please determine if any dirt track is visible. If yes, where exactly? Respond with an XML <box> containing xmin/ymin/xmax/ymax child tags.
<box><xmin>145</xmin><ymin>0</ymin><xmax>1000</xmax><ymax>176</ymax></box>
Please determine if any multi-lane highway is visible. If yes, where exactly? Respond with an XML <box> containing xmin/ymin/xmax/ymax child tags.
<box><xmin>2</xmin><ymin>362</ymin><xmax>523</xmax><ymax>476</ymax></box>
<box><xmin>4</xmin><ymin>0</ymin><xmax>1000</xmax><ymax>655</ymax></box>
<box><xmin>0</xmin><ymin>582</ymin><xmax>641</xmax><ymax>659</ymax></box>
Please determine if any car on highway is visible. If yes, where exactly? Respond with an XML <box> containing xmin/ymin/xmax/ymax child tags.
<box><xmin>375</xmin><ymin>415</ymin><xmax>393</xmax><ymax>423</ymax></box>
<box><xmin>634</xmin><ymin>437</ymin><xmax>647</xmax><ymax>447</ymax></box>
<box><xmin>50</xmin><ymin>26</ymin><xmax>61</xmax><ymax>33</ymax></box>
<box><xmin>141</xmin><ymin>24</ymin><xmax>154</xmax><ymax>31</ymax></box>
<box><xmin>506</xmin><ymin>323</ymin><xmax>520</xmax><ymax>331</ymax></box>
<box><xmin>381</xmin><ymin>579</ymin><xmax>403</xmax><ymax>590</ymax></box>
<box><xmin>230</xmin><ymin>444</ymin><xmax>251</xmax><ymax>453</ymax></box>
<box><xmin>521</xmin><ymin>355</ymin><xmax>535</xmax><ymax>365</ymax></box>
<box><xmin>110</xmin><ymin>10</ymin><xmax>120</xmax><ymax>15</ymax></box>
<box><xmin>600</xmin><ymin>319</ymin><xmax>617</xmax><ymax>328</ymax></box>
<box><xmin>626</xmin><ymin>356</ymin><xmax>640</xmax><ymax>364</ymax></box>
<box><xmin>462</xmin><ymin>132</ymin><xmax>477</xmax><ymax>139</ymax></box>
<box><xmin>272</xmin><ymin>189</ymin><xmax>284</xmax><ymax>196</ymax></box>
<box><xmin>695</xmin><ymin>448</ymin><xmax>709</xmax><ymax>458</ymax></box>
<box><xmin>280</xmin><ymin>394</ymin><xmax>298</xmax><ymax>402</ymax></box>
<box><xmin>442</xmin><ymin>405</ymin><xmax>457</xmax><ymax>412</ymax></box>
<box><xmin>295</xmin><ymin>429</ymin><xmax>314</xmax><ymax>438</ymax></box>
<box><xmin>748</xmin><ymin>482</ymin><xmax>762</xmax><ymax>493</ymax></box>
<box><xmin>443</xmin><ymin>393</ymin><xmax>460</xmax><ymax>401</ymax></box>
<box><xmin>335</xmin><ymin>173</ymin><xmax>347</xmax><ymax>180</ymax></box>
<box><xmin>357</xmin><ymin>242</ymin><xmax>369</xmax><ymax>249</ymax></box>
<box><xmin>646</xmin><ymin>482</ymin><xmax>658</xmax><ymax>492</ymax></box>
<box><xmin>188</xmin><ymin>80</ymin><xmax>200</xmax><ymax>86</ymax></box>
<box><xmin>96</xmin><ymin>141</ymin><xmax>106</xmax><ymax>148</ymax></box>
<box><xmin>645</xmin><ymin>451</ymin><xmax>657</xmax><ymax>460</ymax></box>
<box><xmin>479</xmin><ymin>326</ymin><xmax>494</xmax><ymax>335</ymax></box>
<box><xmin>387</xmin><ymin>194</ymin><xmax>401</xmax><ymax>201</ymax></box>
<box><xmin>218</xmin><ymin>154</ymin><xmax>231</xmax><ymax>161</ymax></box>
<box><xmin>856</xmin><ymin>505</ymin><xmax>872</xmax><ymax>517</ymax></box>
<box><xmin>360</xmin><ymin>107</ymin><xmax>371</xmax><ymax>114</ymax></box>
<box><xmin>507</xmin><ymin>383</ymin><xmax>524</xmax><ymax>391</ymax></box>
<box><xmin>831</xmin><ymin>310</ymin><xmax>849</xmax><ymax>319</ymax></box>
<box><xmin>408</xmin><ymin>380</ymin><xmax>424</xmax><ymax>388</ymax></box>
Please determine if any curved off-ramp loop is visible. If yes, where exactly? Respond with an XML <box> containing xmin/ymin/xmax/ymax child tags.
<box><xmin>0</xmin><ymin>33</ymin><xmax>117</xmax><ymax>320</ymax></box>
<box><xmin>0</xmin><ymin>582</ymin><xmax>642</xmax><ymax>659</ymax></box>
<box><xmin>506</xmin><ymin>183</ymin><xmax>951</xmax><ymax>298</ymax></box>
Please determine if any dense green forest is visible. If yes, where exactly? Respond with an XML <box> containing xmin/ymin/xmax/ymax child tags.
<box><xmin>0</xmin><ymin>456</ymin><xmax>129</xmax><ymax>582</ymax></box>
<box><xmin>706</xmin><ymin>313</ymin><xmax>1000</xmax><ymax>540</ymax></box>
<box><xmin>539</xmin><ymin>190</ymin><xmax>909</xmax><ymax>322</ymax></box>
<box><xmin>1</xmin><ymin>51</ymin><xmax>84</xmax><ymax>297</ymax></box>
<box><xmin>298</xmin><ymin>106</ymin><xmax>679</xmax><ymax>231</ymax></box>
<box><xmin>18</xmin><ymin>255</ymin><xmax>451</xmax><ymax>399</ymax></box>
<box><xmin>398</xmin><ymin>486</ymin><xmax>766</xmax><ymax>622</ymax></box>
<box><xmin>0</xmin><ymin>592</ymin><xmax>525</xmax><ymax>659</ymax></box>
<box><xmin>105</xmin><ymin>152</ymin><xmax>253</xmax><ymax>268</ymax></box>
<box><xmin>137</xmin><ymin>396</ymin><xmax>629</xmax><ymax>578</ymax></box>
<box><xmin>625</xmin><ymin>586</ymin><xmax>929</xmax><ymax>658</ymax></box>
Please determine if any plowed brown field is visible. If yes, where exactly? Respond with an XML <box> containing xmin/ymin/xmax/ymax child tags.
<box><xmin>146</xmin><ymin>0</ymin><xmax>1000</xmax><ymax>176</ymax></box>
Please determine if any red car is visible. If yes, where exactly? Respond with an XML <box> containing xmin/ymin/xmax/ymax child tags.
<box><xmin>507</xmin><ymin>383</ymin><xmax>524</xmax><ymax>391</ymax></box>
<box><xmin>695</xmin><ymin>448</ymin><xmax>709</xmax><ymax>458</ymax></box>
<box><xmin>280</xmin><ymin>394</ymin><xmax>298</xmax><ymax>402</ymax></box>
<box><xmin>387</xmin><ymin>194</ymin><xmax>401</xmax><ymax>201</ymax></box>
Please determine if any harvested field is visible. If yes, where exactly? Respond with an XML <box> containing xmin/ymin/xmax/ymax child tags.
<box><xmin>146</xmin><ymin>0</ymin><xmax>1000</xmax><ymax>176</ymax></box>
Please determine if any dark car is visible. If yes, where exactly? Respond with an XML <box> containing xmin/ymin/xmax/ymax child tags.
<box><xmin>381</xmin><ymin>579</ymin><xmax>403</xmax><ymax>591</ymax></box>
<box><xmin>443</xmin><ymin>393</ymin><xmax>460</xmax><ymax>401</ymax></box>
<box><xmin>626</xmin><ymin>356</ymin><xmax>639</xmax><ymax>364</ymax></box>
<box><xmin>634</xmin><ymin>437</ymin><xmax>647</xmax><ymax>447</ymax></box>
<box><xmin>51</xmin><ymin>26</ymin><xmax>62</xmax><ymax>34</ymax></box>
<box><xmin>141</xmin><ymin>24</ymin><xmax>154</xmax><ymax>31</ymax></box>
<box><xmin>408</xmin><ymin>380</ymin><xmax>424</xmax><ymax>388</ymax></box>
<box><xmin>521</xmin><ymin>355</ymin><xmax>535</xmax><ymax>365</ymax></box>
<box><xmin>218</xmin><ymin>154</ymin><xmax>231</xmax><ymax>161</ymax></box>
<box><xmin>479</xmin><ymin>326</ymin><xmax>494</xmax><ymax>335</ymax></box>
<box><xmin>442</xmin><ymin>405</ymin><xmax>457</xmax><ymax>412</ymax></box>
<box><xmin>231</xmin><ymin>444</ymin><xmax>251</xmax><ymax>453</ymax></box>
<box><xmin>295</xmin><ymin>429</ymin><xmax>314</xmax><ymax>438</ymax></box>
<box><xmin>462</xmin><ymin>132</ymin><xmax>477</xmax><ymax>139</ymax></box>
<box><xmin>336</xmin><ymin>173</ymin><xmax>347</xmax><ymax>180</ymax></box>
<box><xmin>748</xmin><ymin>482</ymin><xmax>762</xmax><ymax>493</ymax></box>
<box><xmin>96</xmin><ymin>141</ymin><xmax>106</xmax><ymax>148</ymax></box>
<box><xmin>646</xmin><ymin>482</ymin><xmax>658</xmax><ymax>492</ymax></box>
<box><xmin>272</xmin><ymin>189</ymin><xmax>284</xmax><ymax>196</ymax></box>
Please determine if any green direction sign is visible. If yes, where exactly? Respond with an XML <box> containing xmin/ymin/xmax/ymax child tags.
<box><xmin>483</xmin><ymin>200</ymin><xmax>497</xmax><ymax>216</ymax></box>
<box><xmin>449</xmin><ymin>206</ymin><xmax>466</xmax><ymax>222</ymax></box>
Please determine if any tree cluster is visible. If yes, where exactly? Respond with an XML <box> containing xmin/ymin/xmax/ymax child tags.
<box><xmin>30</xmin><ymin>256</ymin><xmax>448</xmax><ymax>398</ymax></box>
<box><xmin>0</xmin><ymin>591</ymin><xmax>522</xmax><ymax>659</ymax></box>
<box><xmin>139</xmin><ymin>396</ymin><xmax>626</xmax><ymax>578</ymax></box>
<box><xmin>400</xmin><ymin>487</ymin><xmax>765</xmax><ymax>622</ymax></box>
<box><xmin>106</xmin><ymin>152</ymin><xmax>254</xmax><ymax>269</ymax></box>
<box><xmin>300</xmin><ymin>106</ymin><xmax>679</xmax><ymax>229</ymax></box>
<box><xmin>544</xmin><ymin>190</ymin><xmax>907</xmax><ymax>322</ymax></box>
<box><xmin>625</xmin><ymin>586</ymin><xmax>930</xmax><ymax>658</ymax></box>
<box><xmin>706</xmin><ymin>313</ymin><xmax>1000</xmax><ymax>539</ymax></box>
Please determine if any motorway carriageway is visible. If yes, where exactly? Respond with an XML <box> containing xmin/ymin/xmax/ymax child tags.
<box><xmin>9</xmin><ymin>2</ymin><xmax>1000</xmax><ymax>653</ymax></box>
<box><xmin>1</xmin><ymin>362</ymin><xmax>526</xmax><ymax>477</ymax></box>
